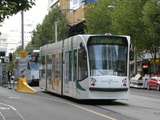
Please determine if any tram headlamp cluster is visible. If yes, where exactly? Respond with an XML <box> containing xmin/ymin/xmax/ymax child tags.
<box><xmin>90</xmin><ymin>78</ymin><xmax>96</xmax><ymax>86</ymax></box>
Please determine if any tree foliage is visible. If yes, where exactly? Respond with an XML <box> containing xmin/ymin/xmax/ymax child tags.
<box><xmin>86</xmin><ymin>0</ymin><xmax>160</xmax><ymax>55</ymax></box>
<box><xmin>112</xmin><ymin>0</ymin><xmax>147</xmax><ymax>48</ymax></box>
<box><xmin>85</xmin><ymin>0</ymin><xmax>115</xmax><ymax>34</ymax></box>
<box><xmin>24</xmin><ymin>0</ymin><xmax>160</xmax><ymax>57</ymax></box>
<box><xmin>0</xmin><ymin>0</ymin><xmax>35</xmax><ymax>22</ymax></box>
<box><xmin>142</xmin><ymin>0</ymin><xmax>160</xmax><ymax>53</ymax></box>
<box><xmin>25</xmin><ymin>7</ymin><xmax>69</xmax><ymax>52</ymax></box>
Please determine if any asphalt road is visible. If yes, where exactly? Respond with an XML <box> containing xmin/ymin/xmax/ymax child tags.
<box><xmin>0</xmin><ymin>87</ymin><xmax>160</xmax><ymax>120</ymax></box>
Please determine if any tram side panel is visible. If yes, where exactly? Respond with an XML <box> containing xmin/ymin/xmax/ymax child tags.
<box><xmin>51</xmin><ymin>53</ymin><xmax>63</xmax><ymax>94</ymax></box>
<box><xmin>39</xmin><ymin>55</ymin><xmax>46</xmax><ymax>90</ymax></box>
<box><xmin>63</xmin><ymin>37</ymin><xmax>76</xmax><ymax>97</ymax></box>
<box><xmin>40</xmin><ymin>35</ymin><xmax>130</xmax><ymax>100</ymax></box>
<box><xmin>75</xmin><ymin>39</ymin><xmax>90</xmax><ymax>99</ymax></box>
<box><xmin>39</xmin><ymin>44</ymin><xmax>63</xmax><ymax>95</ymax></box>
<box><xmin>62</xmin><ymin>36</ymin><xmax>90</xmax><ymax>99</ymax></box>
<box><xmin>45</xmin><ymin>44</ymin><xmax>63</xmax><ymax>95</ymax></box>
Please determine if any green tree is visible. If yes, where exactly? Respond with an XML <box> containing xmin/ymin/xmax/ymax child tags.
<box><xmin>112</xmin><ymin>0</ymin><xmax>147</xmax><ymax>49</ymax></box>
<box><xmin>85</xmin><ymin>0</ymin><xmax>115</xmax><ymax>34</ymax></box>
<box><xmin>25</xmin><ymin>7</ymin><xmax>69</xmax><ymax>51</ymax></box>
<box><xmin>86</xmin><ymin>0</ymin><xmax>148</xmax><ymax>50</ymax></box>
<box><xmin>0</xmin><ymin>0</ymin><xmax>35</xmax><ymax>22</ymax></box>
<box><xmin>142</xmin><ymin>0</ymin><xmax>160</xmax><ymax>57</ymax></box>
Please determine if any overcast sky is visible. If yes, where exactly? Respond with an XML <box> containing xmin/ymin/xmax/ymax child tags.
<box><xmin>1</xmin><ymin>0</ymin><xmax>48</xmax><ymax>53</ymax></box>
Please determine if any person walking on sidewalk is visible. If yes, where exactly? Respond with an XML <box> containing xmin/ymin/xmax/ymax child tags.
<box><xmin>7</xmin><ymin>71</ymin><xmax>12</xmax><ymax>89</ymax></box>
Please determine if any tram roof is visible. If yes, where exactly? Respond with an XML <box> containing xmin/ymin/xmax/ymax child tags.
<box><xmin>40</xmin><ymin>34</ymin><xmax>130</xmax><ymax>51</ymax></box>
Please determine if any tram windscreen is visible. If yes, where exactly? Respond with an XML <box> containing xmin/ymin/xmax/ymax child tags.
<box><xmin>87</xmin><ymin>36</ymin><xmax>128</xmax><ymax>76</ymax></box>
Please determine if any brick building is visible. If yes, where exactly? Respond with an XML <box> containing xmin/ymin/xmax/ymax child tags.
<box><xmin>48</xmin><ymin>0</ymin><xmax>97</xmax><ymax>35</ymax></box>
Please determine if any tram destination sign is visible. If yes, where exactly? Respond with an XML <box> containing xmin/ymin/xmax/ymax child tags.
<box><xmin>88</xmin><ymin>36</ymin><xmax>127</xmax><ymax>45</ymax></box>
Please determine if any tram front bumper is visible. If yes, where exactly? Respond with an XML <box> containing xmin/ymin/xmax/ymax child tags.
<box><xmin>88</xmin><ymin>88</ymin><xmax>129</xmax><ymax>100</ymax></box>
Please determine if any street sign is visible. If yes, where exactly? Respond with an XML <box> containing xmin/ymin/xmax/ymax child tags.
<box><xmin>19</xmin><ymin>51</ymin><xmax>28</xmax><ymax>58</ymax></box>
<box><xmin>16</xmin><ymin>51</ymin><xmax>29</xmax><ymax>79</ymax></box>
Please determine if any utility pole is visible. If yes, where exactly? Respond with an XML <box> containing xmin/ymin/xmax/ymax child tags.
<box><xmin>134</xmin><ymin>47</ymin><xmax>137</xmax><ymax>75</ymax></box>
<box><xmin>54</xmin><ymin>21</ymin><xmax>58</xmax><ymax>43</ymax></box>
<box><xmin>21</xmin><ymin>11</ymin><xmax>24</xmax><ymax>50</ymax></box>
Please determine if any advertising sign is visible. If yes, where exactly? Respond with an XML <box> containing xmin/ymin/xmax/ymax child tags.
<box><xmin>16</xmin><ymin>51</ymin><xmax>29</xmax><ymax>79</ymax></box>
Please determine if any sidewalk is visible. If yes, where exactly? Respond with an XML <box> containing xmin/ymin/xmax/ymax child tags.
<box><xmin>0</xmin><ymin>84</ymin><xmax>42</xmax><ymax>96</ymax></box>
<box><xmin>0</xmin><ymin>86</ymin><xmax>17</xmax><ymax>98</ymax></box>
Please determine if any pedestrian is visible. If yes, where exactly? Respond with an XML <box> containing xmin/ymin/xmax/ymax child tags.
<box><xmin>7</xmin><ymin>71</ymin><xmax>12</xmax><ymax>89</ymax></box>
<box><xmin>11</xmin><ymin>75</ymin><xmax>15</xmax><ymax>89</ymax></box>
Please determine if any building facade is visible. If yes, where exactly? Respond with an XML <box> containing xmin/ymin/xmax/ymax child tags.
<box><xmin>48</xmin><ymin>0</ymin><xmax>97</xmax><ymax>34</ymax></box>
<box><xmin>48</xmin><ymin>0</ymin><xmax>59</xmax><ymax>8</ymax></box>
<box><xmin>0</xmin><ymin>34</ymin><xmax>7</xmax><ymax>57</ymax></box>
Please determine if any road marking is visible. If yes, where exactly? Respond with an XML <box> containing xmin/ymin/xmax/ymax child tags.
<box><xmin>0</xmin><ymin>102</ymin><xmax>25</xmax><ymax>120</ymax></box>
<box><xmin>69</xmin><ymin>103</ymin><xmax>117</xmax><ymax>120</ymax></box>
<box><xmin>8</xmin><ymin>96</ymin><xmax>20</xmax><ymax>99</ymax></box>
<box><xmin>0</xmin><ymin>111</ymin><xmax>6</xmax><ymax>120</ymax></box>
<box><xmin>0</xmin><ymin>107</ymin><xmax>10</xmax><ymax>110</ymax></box>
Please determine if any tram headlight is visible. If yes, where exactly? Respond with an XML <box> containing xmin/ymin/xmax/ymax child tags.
<box><xmin>90</xmin><ymin>78</ymin><xmax>96</xmax><ymax>86</ymax></box>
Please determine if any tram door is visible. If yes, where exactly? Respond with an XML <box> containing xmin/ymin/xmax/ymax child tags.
<box><xmin>63</xmin><ymin>51</ymin><xmax>71</xmax><ymax>95</ymax></box>
<box><xmin>46</xmin><ymin>55</ymin><xmax>52</xmax><ymax>90</ymax></box>
<box><xmin>72</xmin><ymin>49</ymin><xmax>78</xmax><ymax>97</ymax></box>
<box><xmin>63</xmin><ymin>49</ymin><xmax>77</xmax><ymax>97</ymax></box>
<box><xmin>52</xmin><ymin>54</ymin><xmax>62</xmax><ymax>94</ymax></box>
<box><xmin>39</xmin><ymin>55</ymin><xmax>46</xmax><ymax>90</ymax></box>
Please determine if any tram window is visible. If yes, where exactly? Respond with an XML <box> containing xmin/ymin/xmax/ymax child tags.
<box><xmin>78</xmin><ymin>47</ymin><xmax>88</xmax><ymax>80</ymax></box>
<box><xmin>52</xmin><ymin>54</ymin><xmax>56</xmax><ymax>81</ymax></box>
<box><xmin>73</xmin><ymin>50</ymin><xmax>77</xmax><ymax>81</ymax></box>
<box><xmin>69</xmin><ymin>51</ymin><xmax>72</xmax><ymax>81</ymax></box>
<box><xmin>40</xmin><ymin>56</ymin><xmax>45</xmax><ymax>79</ymax></box>
<box><xmin>65</xmin><ymin>52</ymin><xmax>69</xmax><ymax>82</ymax></box>
<box><xmin>41</xmin><ymin>56</ymin><xmax>45</xmax><ymax>65</ymax></box>
<box><xmin>59</xmin><ymin>53</ymin><xmax>62</xmax><ymax>80</ymax></box>
<box><xmin>65</xmin><ymin>51</ymin><xmax>72</xmax><ymax>81</ymax></box>
<box><xmin>54</xmin><ymin>54</ymin><xmax>61</xmax><ymax>81</ymax></box>
<box><xmin>47</xmin><ymin>55</ymin><xmax>52</xmax><ymax>82</ymax></box>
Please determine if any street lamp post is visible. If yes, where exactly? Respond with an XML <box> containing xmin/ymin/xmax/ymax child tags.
<box><xmin>54</xmin><ymin>21</ymin><xmax>58</xmax><ymax>43</ymax></box>
<box><xmin>21</xmin><ymin>11</ymin><xmax>24</xmax><ymax>50</ymax></box>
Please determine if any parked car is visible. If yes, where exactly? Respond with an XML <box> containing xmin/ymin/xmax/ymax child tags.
<box><xmin>130</xmin><ymin>74</ymin><xmax>144</xmax><ymax>88</ymax></box>
<box><xmin>147</xmin><ymin>76</ymin><xmax>160</xmax><ymax>91</ymax></box>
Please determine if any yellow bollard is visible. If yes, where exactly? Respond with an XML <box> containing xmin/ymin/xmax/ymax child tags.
<box><xmin>16</xmin><ymin>77</ymin><xmax>36</xmax><ymax>94</ymax></box>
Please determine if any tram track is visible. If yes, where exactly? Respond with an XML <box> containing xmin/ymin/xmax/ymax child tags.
<box><xmin>94</xmin><ymin>105</ymin><xmax>138</xmax><ymax>120</ymax></box>
<box><xmin>0</xmin><ymin>102</ymin><xmax>25</xmax><ymax>120</ymax></box>
<box><xmin>1</xmin><ymin>88</ymin><xmax>159</xmax><ymax>120</ymax></box>
<box><xmin>37</xmin><ymin>92</ymin><xmax>137</xmax><ymax>120</ymax></box>
<box><xmin>0</xmin><ymin>111</ymin><xmax>6</xmax><ymax>120</ymax></box>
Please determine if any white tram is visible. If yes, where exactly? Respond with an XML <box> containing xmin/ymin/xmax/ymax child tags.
<box><xmin>40</xmin><ymin>34</ymin><xmax>131</xmax><ymax>100</ymax></box>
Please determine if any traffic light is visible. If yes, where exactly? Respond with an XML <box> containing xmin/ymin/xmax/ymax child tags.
<box><xmin>129</xmin><ymin>50</ymin><xmax>134</xmax><ymax>61</ymax></box>
<box><xmin>9</xmin><ymin>53</ymin><xmax>13</xmax><ymax>62</ymax></box>
<box><xmin>0</xmin><ymin>51</ymin><xmax>5</xmax><ymax>57</ymax></box>
<box><xmin>142</xmin><ymin>60</ymin><xmax>150</xmax><ymax>74</ymax></box>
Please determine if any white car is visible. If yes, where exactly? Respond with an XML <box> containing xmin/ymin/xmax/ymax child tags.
<box><xmin>130</xmin><ymin>74</ymin><xmax>144</xmax><ymax>88</ymax></box>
